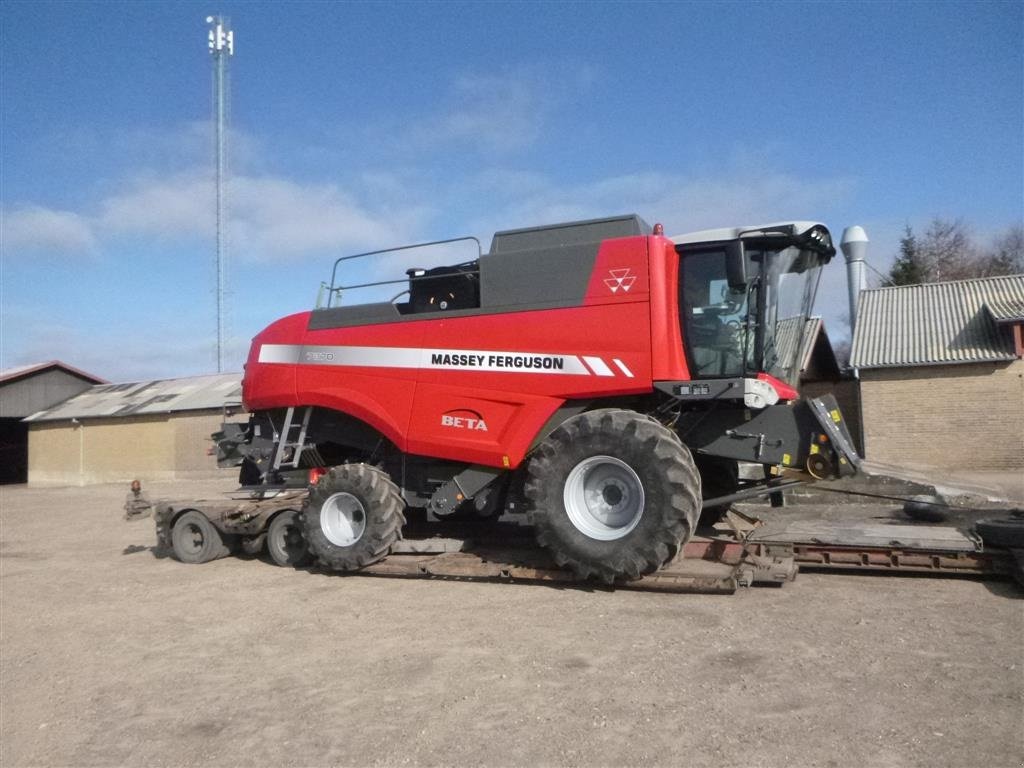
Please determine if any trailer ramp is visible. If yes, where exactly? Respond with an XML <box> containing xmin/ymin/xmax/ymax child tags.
<box><xmin>359</xmin><ymin>531</ymin><xmax>796</xmax><ymax>594</ymax></box>
<box><xmin>746</xmin><ymin>521</ymin><xmax>1017</xmax><ymax>578</ymax></box>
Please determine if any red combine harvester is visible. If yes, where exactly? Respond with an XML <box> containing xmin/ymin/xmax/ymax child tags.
<box><xmin>209</xmin><ymin>214</ymin><xmax>860</xmax><ymax>583</ymax></box>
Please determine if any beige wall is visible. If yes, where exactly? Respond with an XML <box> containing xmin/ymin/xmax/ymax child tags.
<box><xmin>859</xmin><ymin>360</ymin><xmax>1024</xmax><ymax>471</ymax></box>
<box><xmin>28</xmin><ymin>412</ymin><xmax>230</xmax><ymax>486</ymax></box>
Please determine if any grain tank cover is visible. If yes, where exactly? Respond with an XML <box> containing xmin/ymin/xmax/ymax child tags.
<box><xmin>489</xmin><ymin>214</ymin><xmax>651</xmax><ymax>254</ymax></box>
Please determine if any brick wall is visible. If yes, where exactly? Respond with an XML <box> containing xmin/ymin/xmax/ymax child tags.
<box><xmin>859</xmin><ymin>359</ymin><xmax>1024</xmax><ymax>470</ymax></box>
<box><xmin>28</xmin><ymin>412</ymin><xmax>231</xmax><ymax>486</ymax></box>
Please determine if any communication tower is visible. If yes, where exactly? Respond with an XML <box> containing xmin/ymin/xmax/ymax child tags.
<box><xmin>207</xmin><ymin>15</ymin><xmax>234</xmax><ymax>372</ymax></box>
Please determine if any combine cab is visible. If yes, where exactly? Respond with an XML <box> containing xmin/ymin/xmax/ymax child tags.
<box><xmin>215</xmin><ymin>214</ymin><xmax>860</xmax><ymax>582</ymax></box>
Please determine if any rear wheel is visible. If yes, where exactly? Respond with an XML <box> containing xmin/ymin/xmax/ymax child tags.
<box><xmin>525</xmin><ymin>409</ymin><xmax>701</xmax><ymax>583</ymax></box>
<box><xmin>171</xmin><ymin>510</ymin><xmax>231</xmax><ymax>564</ymax></box>
<box><xmin>301</xmin><ymin>463</ymin><xmax>405</xmax><ymax>571</ymax></box>
<box><xmin>266</xmin><ymin>509</ymin><xmax>312</xmax><ymax>567</ymax></box>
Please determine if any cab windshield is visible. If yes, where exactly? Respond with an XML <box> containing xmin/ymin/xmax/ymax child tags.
<box><xmin>678</xmin><ymin>240</ymin><xmax>827</xmax><ymax>386</ymax></box>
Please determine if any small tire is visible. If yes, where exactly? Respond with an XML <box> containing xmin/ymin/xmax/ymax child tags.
<box><xmin>301</xmin><ymin>463</ymin><xmax>405</xmax><ymax>571</ymax></box>
<box><xmin>525</xmin><ymin>409</ymin><xmax>701</xmax><ymax>584</ymax></box>
<box><xmin>902</xmin><ymin>495</ymin><xmax>948</xmax><ymax>523</ymax></box>
<box><xmin>266</xmin><ymin>509</ymin><xmax>312</xmax><ymax>567</ymax></box>
<box><xmin>171</xmin><ymin>510</ymin><xmax>231</xmax><ymax>564</ymax></box>
<box><xmin>975</xmin><ymin>517</ymin><xmax>1024</xmax><ymax>549</ymax></box>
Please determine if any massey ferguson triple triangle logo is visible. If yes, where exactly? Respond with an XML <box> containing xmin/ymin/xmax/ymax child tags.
<box><xmin>604</xmin><ymin>268</ymin><xmax>636</xmax><ymax>294</ymax></box>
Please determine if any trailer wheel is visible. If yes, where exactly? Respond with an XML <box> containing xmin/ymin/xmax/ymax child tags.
<box><xmin>301</xmin><ymin>463</ymin><xmax>405</xmax><ymax>571</ymax></box>
<box><xmin>171</xmin><ymin>510</ymin><xmax>231</xmax><ymax>564</ymax></box>
<box><xmin>525</xmin><ymin>409</ymin><xmax>701</xmax><ymax>584</ymax></box>
<box><xmin>266</xmin><ymin>510</ymin><xmax>312</xmax><ymax>567</ymax></box>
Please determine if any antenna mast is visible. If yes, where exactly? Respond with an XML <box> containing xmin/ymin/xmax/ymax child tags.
<box><xmin>207</xmin><ymin>15</ymin><xmax>234</xmax><ymax>373</ymax></box>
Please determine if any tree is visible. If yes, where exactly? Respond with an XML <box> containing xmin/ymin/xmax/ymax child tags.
<box><xmin>886</xmin><ymin>218</ymin><xmax>1023</xmax><ymax>285</ymax></box>
<box><xmin>920</xmin><ymin>218</ymin><xmax>977</xmax><ymax>281</ymax></box>
<box><xmin>983</xmin><ymin>225</ymin><xmax>1024</xmax><ymax>276</ymax></box>
<box><xmin>888</xmin><ymin>225</ymin><xmax>927</xmax><ymax>285</ymax></box>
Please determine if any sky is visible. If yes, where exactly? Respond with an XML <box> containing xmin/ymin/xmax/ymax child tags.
<box><xmin>2</xmin><ymin>0</ymin><xmax>1022</xmax><ymax>382</ymax></box>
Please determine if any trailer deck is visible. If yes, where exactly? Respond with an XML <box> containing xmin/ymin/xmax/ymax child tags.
<box><xmin>150</xmin><ymin>493</ymin><xmax>1023</xmax><ymax>593</ymax></box>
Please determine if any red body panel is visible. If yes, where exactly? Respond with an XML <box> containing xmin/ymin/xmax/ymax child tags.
<box><xmin>243</xmin><ymin>236</ymin><xmax>689</xmax><ymax>468</ymax></box>
<box><xmin>243</xmin><ymin>312</ymin><xmax>306</xmax><ymax>409</ymax></box>
<box><xmin>647</xmin><ymin>237</ymin><xmax>690</xmax><ymax>381</ymax></box>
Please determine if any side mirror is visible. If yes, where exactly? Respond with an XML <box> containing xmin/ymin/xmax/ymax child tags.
<box><xmin>725</xmin><ymin>240</ymin><xmax>747</xmax><ymax>289</ymax></box>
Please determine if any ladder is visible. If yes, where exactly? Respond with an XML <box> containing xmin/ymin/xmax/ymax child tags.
<box><xmin>270</xmin><ymin>406</ymin><xmax>312</xmax><ymax>474</ymax></box>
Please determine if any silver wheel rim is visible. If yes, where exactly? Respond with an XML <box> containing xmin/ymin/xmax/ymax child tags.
<box><xmin>563</xmin><ymin>455</ymin><xmax>644</xmax><ymax>540</ymax></box>
<box><xmin>320</xmin><ymin>492</ymin><xmax>366</xmax><ymax>547</ymax></box>
<box><xmin>180</xmin><ymin>521</ymin><xmax>205</xmax><ymax>555</ymax></box>
<box><xmin>272</xmin><ymin>513</ymin><xmax>305</xmax><ymax>558</ymax></box>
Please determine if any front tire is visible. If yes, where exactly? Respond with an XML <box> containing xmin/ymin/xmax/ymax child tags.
<box><xmin>301</xmin><ymin>464</ymin><xmax>405</xmax><ymax>571</ymax></box>
<box><xmin>525</xmin><ymin>409</ymin><xmax>701</xmax><ymax>583</ymax></box>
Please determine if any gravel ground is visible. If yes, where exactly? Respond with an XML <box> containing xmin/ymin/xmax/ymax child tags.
<box><xmin>1</xmin><ymin>481</ymin><xmax>1022</xmax><ymax>768</ymax></box>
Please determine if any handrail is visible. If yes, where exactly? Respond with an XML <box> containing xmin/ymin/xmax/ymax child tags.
<box><xmin>326</xmin><ymin>236</ymin><xmax>482</xmax><ymax>308</ymax></box>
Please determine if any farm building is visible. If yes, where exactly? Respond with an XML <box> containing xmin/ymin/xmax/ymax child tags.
<box><xmin>850</xmin><ymin>274</ymin><xmax>1024</xmax><ymax>471</ymax></box>
<box><xmin>0</xmin><ymin>361</ymin><xmax>106</xmax><ymax>484</ymax></box>
<box><xmin>25</xmin><ymin>373</ymin><xmax>243</xmax><ymax>486</ymax></box>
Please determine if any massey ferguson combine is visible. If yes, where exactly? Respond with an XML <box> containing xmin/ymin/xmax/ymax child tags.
<box><xmin>207</xmin><ymin>214</ymin><xmax>860</xmax><ymax>583</ymax></box>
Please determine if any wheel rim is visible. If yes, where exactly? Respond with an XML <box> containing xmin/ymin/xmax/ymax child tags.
<box><xmin>179</xmin><ymin>521</ymin><xmax>205</xmax><ymax>556</ymax></box>
<box><xmin>563</xmin><ymin>455</ymin><xmax>644</xmax><ymax>540</ymax></box>
<box><xmin>320</xmin><ymin>492</ymin><xmax>366</xmax><ymax>547</ymax></box>
<box><xmin>272</xmin><ymin>514</ymin><xmax>306</xmax><ymax>559</ymax></box>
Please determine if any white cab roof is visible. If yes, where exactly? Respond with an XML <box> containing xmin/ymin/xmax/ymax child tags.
<box><xmin>671</xmin><ymin>221</ymin><xmax>827</xmax><ymax>245</ymax></box>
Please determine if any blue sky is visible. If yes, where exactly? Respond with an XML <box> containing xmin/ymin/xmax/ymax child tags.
<box><xmin>2</xmin><ymin>0</ymin><xmax>1021</xmax><ymax>381</ymax></box>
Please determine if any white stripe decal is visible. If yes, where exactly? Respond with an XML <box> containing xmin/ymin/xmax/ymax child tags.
<box><xmin>258</xmin><ymin>344</ymin><xmax>301</xmax><ymax>364</ymax></box>
<box><xmin>613</xmin><ymin>358</ymin><xmax>634</xmax><ymax>378</ymax></box>
<box><xmin>258</xmin><ymin>344</ymin><xmax>592</xmax><ymax>375</ymax></box>
<box><xmin>582</xmin><ymin>356</ymin><xmax>614</xmax><ymax>377</ymax></box>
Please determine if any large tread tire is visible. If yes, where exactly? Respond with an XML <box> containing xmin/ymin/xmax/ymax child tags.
<box><xmin>266</xmin><ymin>509</ymin><xmax>313</xmax><ymax>567</ymax></box>
<box><xmin>301</xmin><ymin>463</ymin><xmax>405</xmax><ymax>571</ymax></box>
<box><xmin>525</xmin><ymin>409</ymin><xmax>701</xmax><ymax>584</ymax></box>
<box><xmin>171</xmin><ymin>510</ymin><xmax>231</xmax><ymax>564</ymax></box>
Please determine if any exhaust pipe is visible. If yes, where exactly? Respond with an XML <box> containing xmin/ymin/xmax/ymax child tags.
<box><xmin>840</xmin><ymin>225</ymin><xmax>869</xmax><ymax>336</ymax></box>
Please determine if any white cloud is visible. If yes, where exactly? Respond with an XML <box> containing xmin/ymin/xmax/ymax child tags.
<box><xmin>99</xmin><ymin>172</ymin><xmax>214</xmax><ymax>238</ymax></box>
<box><xmin>1</xmin><ymin>205</ymin><xmax>98</xmax><ymax>255</ymax></box>
<box><xmin>5</xmin><ymin>170</ymin><xmax>428</xmax><ymax>263</ymax></box>
<box><xmin>229</xmin><ymin>176</ymin><xmax>426</xmax><ymax>259</ymax></box>
<box><xmin>395</xmin><ymin>66</ymin><xmax>594</xmax><ymax>156</ymax></box>
<box><xmin>433</xmin><ymin>72</ymin><xmax>545</xmax><ymax>152</ymax></box>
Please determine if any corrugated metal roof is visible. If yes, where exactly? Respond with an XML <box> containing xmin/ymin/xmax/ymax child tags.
<box><xmin>0</xmin><ymin>360</ymin><xmax>106</xmax><ymax>385</ymax></box>
<box><xmin>986</xmin><ymin>297</ymin><xmax>1024</xmax><ymax>324</ymax></box>
<box><xmin>25</xmin><ymin>373</ymin><xmax>242</xmax><ymax>422</ymax></box>
<box><xmin>770</xmin><ymin>316</ymin><xmax>840</xmax><ymax>380</ymax></box>
<box><xmin>850</xmin><ymin>274</ymin><xmax>1024</xmax><ymax>369</ymax></box>
<box><xmin>773</xmin><ymin>316</ymin><xmax>818</xmax><ymax>374</ymax></box>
